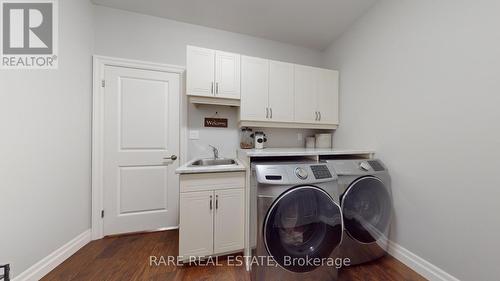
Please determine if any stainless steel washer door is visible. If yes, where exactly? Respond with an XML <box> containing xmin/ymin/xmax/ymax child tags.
<box><xmin>263</xmin><ymin>186</ymin><xmax>343</xmax><ymax>273</ymax></box>
<box><xmin>342</xmin><ymin>176</ymin><xmax>392</xmax><ymax>244</ymax></box>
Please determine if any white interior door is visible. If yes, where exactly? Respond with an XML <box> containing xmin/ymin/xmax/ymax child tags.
<box><xmin>187</xmin><ymin>46</ymin><xmax>215</xmax><ymax>97</ymax></box>
<box><xmin>269</xmin><ymin>60</ymin><xmax>294</xmax><ymax>122</ymax></box>
<box><xmin>103</xmin><ymin>65</ymin><xmax>180</xmax><ymax>236</ymax></box>
<box><xmin>317</xmin><ymin>69</ymin><xmax>339</xmax><ymax>124</ymax></box>
<box><xmin>215</xmin><ymin>50</ymin><xmax>241</xmax><ymax>99</ymax></box>
<box><xmin>240</xmin><ymin>56</ymin><xmax>269</xmax><ymax>121</ymax></box>
<box><xmin>294</xmin><ymin>64</ymin><xmax>318</xmax><ymax>123</ymax></box>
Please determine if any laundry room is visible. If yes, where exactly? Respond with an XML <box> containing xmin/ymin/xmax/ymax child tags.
<box><xmin>1</xmin><ymin>1</ymin><xmax>499</xmax><ymax>281</ymax></box>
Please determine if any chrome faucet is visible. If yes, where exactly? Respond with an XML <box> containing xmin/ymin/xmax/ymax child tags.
<box><xmin>209</xmin><ymin>145</ymin><xmax>219</xmax><ymax>159</ymax></box>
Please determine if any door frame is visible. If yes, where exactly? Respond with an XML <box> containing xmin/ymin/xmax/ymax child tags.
<box><xmin>91</xmin><ymin>55</ymin><xmax>186</xmax><ymax>240</ymax></box>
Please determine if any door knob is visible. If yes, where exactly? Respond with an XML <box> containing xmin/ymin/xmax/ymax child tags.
<box><xmin>164</xmin><ymin>155</ymin><xmax>178</xmax><ymax>161</ymax></box>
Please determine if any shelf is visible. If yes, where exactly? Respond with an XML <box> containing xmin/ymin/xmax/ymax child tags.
<box><xmin>238</xmin><ymin>120</ymin><xmax>338</xmax><ymax>130</ymax></box>
<box><xmin>189</xmin><ymin>96</ymin><xmax>240</xmax><ymax>107</ymax></box>
<box><xmin>237</xmin><ymin>148</ymin><xmax>375</xmax><ymax>159</ymax></box>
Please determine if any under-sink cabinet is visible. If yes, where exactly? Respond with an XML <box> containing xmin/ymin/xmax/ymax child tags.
<box><xmin>179</xmin><ymin>172</ymin><xmax>245</xmax><ymax>259</ymax></box>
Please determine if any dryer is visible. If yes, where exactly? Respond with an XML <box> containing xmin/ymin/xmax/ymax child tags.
<box><xmin>250</xmin><ymin>161</ymin><xmax>343</xmax><ymax>280</ymax></box>
<box><xmin>327</xmin><ymin>159</ymin><xmax>393</xmax><ymax>266</ymax></box>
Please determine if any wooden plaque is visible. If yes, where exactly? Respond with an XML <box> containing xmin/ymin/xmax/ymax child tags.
<box><xmin>204</xmin><ymin>118</ymin><xmax>228</xmax><ymax>128</ymax></box>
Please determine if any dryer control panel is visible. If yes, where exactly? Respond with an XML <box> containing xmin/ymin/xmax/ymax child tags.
<box><xmin>253</xmin><ymin>161</ymin><xmax>337</xmax><ymax>185</ymax></box>
<box><xmin>326</xmin><ymin>159</ymin><xmax>387</xmax><ymax>176</ymax></box>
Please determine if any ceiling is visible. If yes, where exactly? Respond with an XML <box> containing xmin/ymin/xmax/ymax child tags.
<box><xmin>91</xmin><ymin>0</ymin><xmax>378</xmax><ymax>50</ymax></box>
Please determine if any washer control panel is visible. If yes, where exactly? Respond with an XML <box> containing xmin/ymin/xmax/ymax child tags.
<box><xmin>311</xmin><ymin>165</ymin><xmax>333</xmax><ymax>179</ymax></box>
<box><xmin>295</xmin><ymin>167</ymin><xmax>309</xmax><ymax>180</ymax></box>
<box><xmin>254</xmin><ymin>161</ymin><xmax>337</xmax><ymax>184</ymax></box>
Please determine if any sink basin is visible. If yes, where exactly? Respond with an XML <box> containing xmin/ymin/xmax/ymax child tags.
<box><xmin>189</xmin><ymin>158</ymin><xmax>237</xmax><ymax>167</ymax></box>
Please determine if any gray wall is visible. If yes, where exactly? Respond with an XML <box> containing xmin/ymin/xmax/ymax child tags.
<box><xmin>322</xmin><ymin>0</ymin><xmax>500</xmax><ymax>280</ymax></box>
<box><xmin>93</xmin><ymin>6</ymin><xmax>323</xmax><ymax>68</ymax></box>
<box><xmin>93</xmin><ymin>6</ymin><xmax>326</xmax><ymax>159</ymax></box>
<box><xmin>0</xmin><ymin>0</ymin><xmax>94</xmax><ymax>277</ymax></box>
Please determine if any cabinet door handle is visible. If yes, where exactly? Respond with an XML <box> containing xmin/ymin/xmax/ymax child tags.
<box><xmin>216</xmin><ymin>82</ymin><xmax>219</xmax><ymax>94</ymax></box>
<box><xmin>211</xmin><ymin>82</ymin><xmax>214</xmax><ymax>94</ymax></box>
<box><xmin>266</xmin><ymin>107</ymin><xmax>269</xmax><ymax>119</ymax></box>
<box><xmin>270</xmin><ymin>108</ymin><xmax>273</xmax><ymax>119</ymax></box>
<box><xmin>215</xmin><ymin>195</ymin><xmax>219</xmax><ymax>209</ymax></box>
<box><xmin>209</xmin><ymin>195</ymin><xmax>213</xmax><ymax>210</ymax></box>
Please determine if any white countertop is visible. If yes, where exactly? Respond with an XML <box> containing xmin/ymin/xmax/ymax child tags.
<box><xmin>176</xmin><ymin>158</ymin><xmax>247</xmax><ymax>174</ymax></box>
<box><xmin>238</xmin><ymin>148</ymin><xmax>375</xmax><ymax>157</ymax></box>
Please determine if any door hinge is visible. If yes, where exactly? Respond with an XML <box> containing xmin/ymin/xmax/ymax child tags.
<box><xmin>101</xmin><ymin>80</ymin><xmax>105</xmax><ymax>87</ymax></box>
<box><xmin>101</xmin><ymin>210</ymin><xmax>104</xmax><ymax>218</ymax></box>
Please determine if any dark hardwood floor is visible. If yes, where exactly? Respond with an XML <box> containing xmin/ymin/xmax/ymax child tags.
<box><xmin>42</xmin><ymin>230</ymin><xmax>426</xmax><ymax>281</ymax></box>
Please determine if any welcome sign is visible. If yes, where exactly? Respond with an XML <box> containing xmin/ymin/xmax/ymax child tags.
<box><xmin>204</xmin><ymin>118</ymin><xmax>228</xmax><ymax>128</ymax></box>
<box><xmin>1</xmin><ymin>0</ymin><xmax>58</xmax><ymax>69</ymax></box>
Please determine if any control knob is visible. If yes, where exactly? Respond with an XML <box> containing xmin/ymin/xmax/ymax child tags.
<box><xmin>295</xmin><ymin>167</ymin><xmax>308</xmax><ymax>180</ymax></box>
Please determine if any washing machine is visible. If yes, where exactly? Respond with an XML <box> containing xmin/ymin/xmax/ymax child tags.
<box><xmin>250</xmin><ymin>161</ymin><xmax>343</xmax><ymax>281</ymax></box>
<box><xmin>327</xmin><ymin>159</ymin><xmax>393</xmax><ymax>266</ymax></box>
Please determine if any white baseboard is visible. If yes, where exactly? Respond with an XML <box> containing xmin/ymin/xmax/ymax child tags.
<box><xmin>13</xmin><ymin>229</ymin><xmax>91</xmax><ymax>281</ymax></box>
<box><xmin>388</xmin><ymin>241</ymin><xmax>460</xmax><ymax>281</ymax></box>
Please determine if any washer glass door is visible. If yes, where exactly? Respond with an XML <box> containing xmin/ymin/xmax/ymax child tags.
<box><xmin>264</xmin><ymin>186</ymin><xmax>343</xmax><ymax>273</ymax></box>
<box><xmin>342</xmin><ymin>176</ymin><xmax>392</xmax><ymax>244</ymax></box>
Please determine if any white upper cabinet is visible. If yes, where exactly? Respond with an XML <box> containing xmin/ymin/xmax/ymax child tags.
<box><xmin>240</xmin><ymin>58</ymin><xmax>295</xmax><ymax>123</ymax></box>
<box><xmin>186</xmin><ymin>46</ymin><xmax>240</xmax><ymax>101</ymax></box>
<box><xmin>187</xmin><ymin>45</ymin><xmax>339</xmax><ymax>128</ymax></box>
<box><xmin>269</xmin><ymin>60</ymin><xmax>294</xmax><ymax>122</ymax></box>
<box><xmin>294</xmin><ymin>65</ymin><xmax>318</xmax><ymax>123</ymax></box>
<box><xmin>215</xmin><ymin>51</ymin><xmax>241</xmax><ymax>99</ymax></box>
<box><xmin>317</xmin><ymin>69</ymin><xmax>339</xmax><ymax>124</ymax></box>
<box><xmin>294</xmin><ymin>66</ymin><xmax>339</xmax><ymax>126</ymax></box>
<box><xmin>240</xmin><ymin>56</ymin><xmax>269</xmax><ymax>121</ymax></box>
<box><xmin>186</xmin><ymin>46</ymin><xmax>216</xmax><ymax>97</ymax></box>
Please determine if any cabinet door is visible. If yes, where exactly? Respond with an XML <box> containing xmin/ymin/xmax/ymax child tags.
<box><xmin>269</xmin><ymin>60</ymin><xmax>294</xmax><ymax>122</ymax></box>
<box><xmin>240</xmin><ymin>56</ymin><xmax>269</xmax><ymax>121</ymax></box>
<box><xmin>179</xmin><ymin>190</ymin><xmax>214</xmax><ymax>257</ymax></box>
<box><xmin>317</xmin><ymin>69</ymin><xmax>339</xmax><ymax>124</ymax></box>
<box><xmin>187</xmin><ymin>46</ymin><xmax>215</xmax><ymax>97</ymax></box>
<box><xmin>214</xmin><ymin>189</ymin><xmax>245</xmax><ymax>254</ymax></box>
<box><xmin>294</xmin><ymin>64</ymin><xmax>318</xmax><ymax>123</ymax></box>
<box><xmin>215</xmin><ymin>51</ymin><xmax>241</xmax><ymax>99</ymax></box>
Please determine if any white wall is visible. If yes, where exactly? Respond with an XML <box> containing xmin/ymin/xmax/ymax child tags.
<box><xmin>186</xmin><ymin>105</ymin><xmax>324</xmax><ymax>159</ymax></box>
<box><xmin>322</xmin><ymin>1</ymin><xmax>500</xmax><ymax>280</ymax></box>
<box><xmin>93</xmin><ymin>6</ymin><xmax>325</xmax><ymax>159</ymax></box>
<box><xmin>93</xmin><ymin>6</ymin><xmax>323</xmax><ymax>67</ymax></box>
<box><xmin>0</xmin><ymin>0</ymin><xmax>94</xmax><ymax>277</ymax></box>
